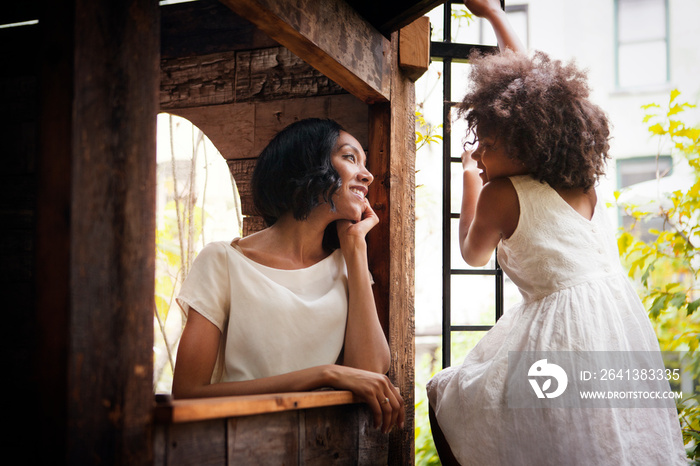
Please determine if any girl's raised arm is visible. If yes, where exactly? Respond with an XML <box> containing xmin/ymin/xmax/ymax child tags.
<box><xmin>458</xmin><ymin>153</ymin><xmax>520</xmax><ymax>267</ymax></box>
<box><xmin>464</xmin><ymin>0</ymin><xmax>526</xmax><ymax>54</ymax></box>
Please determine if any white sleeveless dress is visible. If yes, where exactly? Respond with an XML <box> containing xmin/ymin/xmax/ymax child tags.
<box><xmin>427</xmin><ymin>175</ymin><xmax>686</xmax><ymax>465</ymax></box>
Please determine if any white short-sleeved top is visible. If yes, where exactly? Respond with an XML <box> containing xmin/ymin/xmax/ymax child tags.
<box><xmin>176</xmin><ymin>240</ymin><xmax>348</xmax><ymax>383</ymax></box>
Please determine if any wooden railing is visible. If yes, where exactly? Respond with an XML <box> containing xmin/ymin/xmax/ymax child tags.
<box><xmin>154</xmin><ymin>390</ymin><xmax>389</xmax><ymax>465</ymax></box>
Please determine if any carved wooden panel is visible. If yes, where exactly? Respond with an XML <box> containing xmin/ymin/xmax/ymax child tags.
<box><xmin>236</xmin><ymin>47</ymin><xmax>345</xmax><ymax>102</ymax></box>
<box><xmin>161</xmin><ymin>47</ymin><xmax>346</xmax><ymax>111</ymax></box>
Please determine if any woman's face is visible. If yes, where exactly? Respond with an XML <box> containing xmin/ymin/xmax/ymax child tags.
<box><xmin>330</xmin><ymin>131</ymin><xmax>374</xmax><ymax>222</ymax></box>
<box><xmin>471</xmin><ymin>129</ymin><xmax>527</xmax><ymax>183</ymax></box>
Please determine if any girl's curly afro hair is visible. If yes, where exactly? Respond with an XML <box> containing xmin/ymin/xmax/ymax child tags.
<box><xmin>458</xmin><ymin>50</ymin><xmax>611</xmax><ymax>191</ymax></box>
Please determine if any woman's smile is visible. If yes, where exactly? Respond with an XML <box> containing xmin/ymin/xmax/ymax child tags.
<box><xmin>349</xmin><ymin>186</ymin><xmax>368</xmax><ymax>200</ymax></box>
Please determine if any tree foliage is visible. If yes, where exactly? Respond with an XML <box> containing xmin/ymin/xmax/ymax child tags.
<box><xmin>616</xmin><ymin>90</ymin><xmax>700</xmax><ymax>461</ymax></box>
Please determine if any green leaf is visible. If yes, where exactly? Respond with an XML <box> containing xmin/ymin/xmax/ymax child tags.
<box><xmin>649</xmin><ymin>294</ymin><xmax>667</xmax><ymax>319</ymax></box>
<box><xmin>688</xmin><ymin>298</ymin><xmax>700</xmax><ymax>316</ymax></box>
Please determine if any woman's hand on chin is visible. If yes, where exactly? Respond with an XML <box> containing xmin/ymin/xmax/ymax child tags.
<box><xmin>337</xmin><ymin>199</ymin><xmax>379</xmax><ymax>245</ymax></box>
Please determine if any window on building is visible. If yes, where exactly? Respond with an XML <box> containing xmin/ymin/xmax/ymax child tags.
<box><xmin>616</xmin><ymin>155</ymin><xmax>673</xmax><ymax>242</ymax></box>
<box><xmin>616</xmin><ymin>0</ymin><xmax>668</xmax><ymax>89</ymax></box>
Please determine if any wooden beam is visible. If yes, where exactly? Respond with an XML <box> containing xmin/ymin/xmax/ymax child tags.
<box><xmin>160</xmin><ymin>47</ymin><xmax>346</xmax><ymax>110</ymax></box>
<box><xmin>161</xmin><ymin>0</ymin><xmax>278</xmax><ymax>59</ymax></box>
<box><xmin>220</xmin><ymin>0</ymin><xmax>391</xmax><ymax>104</ymax></box>
<box><xmin>348</xmin><ymin>0</ymin><xmax>444</xmax><ymax>36</ymax></box>
<box><xmin>399</xmin><ymin>16</ymin><xmax>431</xmax><ymax>81</ymax></box>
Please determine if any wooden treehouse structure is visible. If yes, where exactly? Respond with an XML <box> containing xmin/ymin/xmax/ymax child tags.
<box><xmin>4</xmin><ymin>0</ymin><xmax>437</xmax><ymax>464</ymax></box>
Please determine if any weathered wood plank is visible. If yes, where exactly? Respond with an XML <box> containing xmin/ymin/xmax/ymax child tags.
<box><xmin>348</xmin><ymin>0</ymin><xmax>444</xmax><ymax>36</ymax></box>
<box><xmin>161</xmin><ymin>419</ymin><xmax>227</xmax><ymax>466</ymax></box>
<box><xmin>33</xmin><ymin>3</ymin><xmax>71</xmax><ymax>461</ymax></box>
<box><xmin>220</xmin><ymin>0</ymin><xmax>391</xmax><ymax>104</ymax></box>
<box><xmin>357</xmin><ymin>404</ymin><xmax>391</xmax><ymax>465</ymax></box>
<box><xmin>39</xmin><ymin>0</ymin><xmax>160</xmax><ymax>464</ymax></box>
<box><xmin>367</xmin><ymin>31</ymin><xmax>416</xmax><ymax>466</ymax></box>
<box><xmin>399</xmin><ymin>16</ymin><xmax>431</xmax><ymax>81</ymax></box>
<box><xmin>227</xmin><ymin>158</ymin><xmax>256</xmax><ymax>215</ymax></box>
<box><xmin>251</xmin><ymin>94</ymin><xmax>369</xmax><ymax>157</ymax></box>
<box><xmin>236</xmin><ymin>47</ymin><xmax>345</xmax><ymax>102</ymax></box>
<box><xmin>154</xmin><ymin>402</ymin><xmax>389</xmax><ymax>465</ymax></box>
<box><xmin>242</xmin><ymin>215</ymin><xmax>266</xmax><ymax>236</ymax></box>
<box><xmin>160</xmin><ymin>0</ymin><xmax>278</xmax><ymax>59</ymax></box>
<box><xmin>302</xmin><ymin>405</ymin><xmax>359</xmax><ymax>465</ymax></box>
<box><xmin>229</xmin><ymin>411</ymin><xmax>300</xmax><ymax>464</ymax></box>
<box><xmin>166</xmin><ymin>95</ymin><xmax>367</xmax><ymax>162</ymax></box>
<box><xmin>160</xmin><ymin>51</ymin><xmax>238</xmax><ymax>109</ymax></box>
<box><xmin>169</xmin><ymin>103</ymin><xmax>256</xmax><ymax>162</ymax></box>
<box><xmin>161</xmin><ymin>47</ymin><xmax>347</xmax><ymax>110</ymax></box>
<box><xmin>155</xmin><ymin>390</ymin><xmax>358</xmax><ymax>424</ymax></box>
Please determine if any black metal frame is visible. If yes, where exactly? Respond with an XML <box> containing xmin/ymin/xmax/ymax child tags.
<box><xmin>431</xmin><ymin>0</ymin><xmax>505</xmax><ymax>369</ymax></box>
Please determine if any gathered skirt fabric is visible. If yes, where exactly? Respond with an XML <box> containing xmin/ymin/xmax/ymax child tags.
<box><xmin>427</xmin><ymin>273</ymin><xmax>687</xmax><ymax>466</ymax></box>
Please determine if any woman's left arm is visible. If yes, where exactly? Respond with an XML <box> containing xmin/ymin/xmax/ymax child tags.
<box><xmin>337</xmin><ymin>200</ymin><xmax>391</xmax><ymax>374</ymax></box>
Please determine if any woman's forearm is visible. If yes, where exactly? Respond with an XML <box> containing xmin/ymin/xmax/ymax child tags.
<box><xmin>340</xmin><ymin>241</ymin><xmax>391</xmax><ymax>374</ymax></box>
<box><xmin>173</xmin><ymin>364</ymin><xmax>338</xmax><ymax>399</ymax></box>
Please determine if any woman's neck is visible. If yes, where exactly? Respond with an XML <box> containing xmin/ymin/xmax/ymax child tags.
<box><xmin>238</xmin><ymin>211</ymin><xmax>333</xmax><ymax>269</ymax></box>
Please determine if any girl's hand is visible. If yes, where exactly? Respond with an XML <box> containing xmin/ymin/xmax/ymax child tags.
<box><xmin>326</xmin><ymin>365</ymin><xmax>404</xmax><ymax>434</ymax></box>
<box><xmin>462</xmin><ymin>149</ymin><xmax>486</xmax><ymax>184</ymax></box>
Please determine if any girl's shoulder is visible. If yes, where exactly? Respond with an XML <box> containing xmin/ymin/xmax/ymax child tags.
<box><xmin>478</xmin><ymin>177</ymin><xmax>521</xmax><ymax>240</ymax></box>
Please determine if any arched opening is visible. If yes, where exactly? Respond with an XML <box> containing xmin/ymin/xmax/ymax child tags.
<box><xmin>153</xmin><ymin>113</ymin><xmax>243</xmax><ymax>394</ymax></box>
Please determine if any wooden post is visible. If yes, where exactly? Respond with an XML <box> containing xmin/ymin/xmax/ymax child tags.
<box><xmin>368</xmin><ymin>32</ymin><xmax>417</xmax><ymax>466</ymax></box>
<box><xmin>35</xmin><ymin>0</ymin><xmax>160</xmax><ymax>463</ymax></box>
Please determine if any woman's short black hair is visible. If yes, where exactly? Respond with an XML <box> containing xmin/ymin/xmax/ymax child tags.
<box><xmin>252</xmin><ymin>118</ymin><xmax>344</xmax><ymax>226</ymax></box>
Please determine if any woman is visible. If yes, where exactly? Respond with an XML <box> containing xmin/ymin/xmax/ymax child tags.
<box><xmin>172</xmin><ymin>118</ymin><xmax>404</xmax><ymax>434</ymax></box>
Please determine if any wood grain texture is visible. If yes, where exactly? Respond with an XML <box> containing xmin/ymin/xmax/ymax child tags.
<box><xmin>160</xmin><ymin>51</ymin><xmax>238</xmax><ymax>108</ymax></box>
<box><xmin>399</xmin><ymin>16</ymin><xmax>431</xmax><ymax>81</ymax></box>
<box><xmin>229</xmin><ymin>411</ymin><xmax>300</xmax><ymax>464</ymax></box>
<box><xmin>155</xmin><ymin>391</ymin><xmax>357</xmax><ymax>424</ymax></box>
<box><xmin>64</xmin><ymin>0</ymin><xmax>159</xmax><ymax>464</ymax></box>
<box><xmin>221</xmin><ymin>0</ymin><xmax>391</xmax><ymax>104</ymax></box>
<box><xmin>235</xmin><ymin>46</ymin><xmax>345</xmax><ymax>102</ymax></box>
<box><xmin>154</xmin><ymin>401</ymin><xmax>389</xmax><ymax>465</ymax></box>
<box><xmin>346</xmin><ymin>0</ymin><xmax>444</xmax><ymax>36</ymax></box>
<box><xmin>367</xmin><ymin>32</ymin><xmax>416</xmax><ymax>466</ymax></box>
<box><xmin>160</xmin><ymin>47</ymin><xmax>346</xmax><ymax>110</ymax></box>
<box><xmin>160</xmin><ymin>419</ymin><xmax>227</xmax><ymax>466</ymax></box>
<box><xmin>161</xmin><ymin>0</ymin><xmax>279</xmax><ymax>59</ymax></box>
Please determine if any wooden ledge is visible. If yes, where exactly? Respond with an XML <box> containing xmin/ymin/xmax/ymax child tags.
<box><xmin>154</xmin><ymin>390</ymin><xmax>359</xmax><ymax>424</ymax></box>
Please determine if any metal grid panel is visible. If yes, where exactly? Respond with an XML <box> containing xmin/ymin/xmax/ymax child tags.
<box><xmin>432</xmin><ymin>0</ymin><xmax>505</xmax><ymax>369</ymax></box>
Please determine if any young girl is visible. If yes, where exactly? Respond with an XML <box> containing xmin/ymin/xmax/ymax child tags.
<box><xmin>427</xmin><ymin>1</ymin><xmax>686</xmax><ymax>464</ymax></box>
<box><xmin>172</xmin><ymin>118</ymin><xmax>403</xmax><ymax>434</ymax></box>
